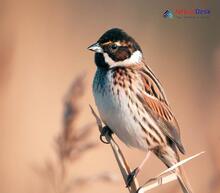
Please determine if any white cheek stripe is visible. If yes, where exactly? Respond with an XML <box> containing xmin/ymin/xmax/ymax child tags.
<box><xmin>104</xmin><ymin>50</ymin><xmax>143</xmax><ymax>67</ymax></box>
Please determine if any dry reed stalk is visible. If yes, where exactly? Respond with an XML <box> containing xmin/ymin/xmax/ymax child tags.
<box><xmin>35</xmin><ymin>74</ymin><xmax>116</xmax><ymax>193</ymax></box>
<box><xmin>90</xmin><ymin>105</ymin><xmax>139</xmax><ymax>193</ymax></box>
<box><xmin>56</xmin><ymin>74</ymin><xmax>97</xmax><ymax>176</ymax></box>
<box><xmin>90</xmin><ymin>105</ymin><xmax>205</xmax><ymax>193</ymax></box>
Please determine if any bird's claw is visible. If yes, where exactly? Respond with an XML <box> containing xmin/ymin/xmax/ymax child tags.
<box><xmin>126</xmin><ymin>168</ymin><xmax>139</xmax><ymax>187</ymax></box>
<box><xmin>100</xmin><ymin>126</ymin><xmax>112</xmax><ymax>144</ymax></box>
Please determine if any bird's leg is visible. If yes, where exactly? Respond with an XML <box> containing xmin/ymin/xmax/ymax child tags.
<box><xmin>100</xmin><ymin>125</ymin><xmax>113</xmax><ymax>144</ymax></box>
<box><xmin>126</xmin><ymin>152</ymin><xmax>151</xmax><ymax>187</ymax></box>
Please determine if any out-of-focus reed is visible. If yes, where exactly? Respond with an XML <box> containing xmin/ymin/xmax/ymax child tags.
<box><xmin>34</xmin><ymin>74</ymin><xmax>117</xmax><ymax>193</ymax></box>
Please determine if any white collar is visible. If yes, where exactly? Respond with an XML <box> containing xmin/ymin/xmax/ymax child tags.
<box><xmin>103</xmin><ymin>50</ymin><xmax>143</xmax><ymax>67</ymax></box>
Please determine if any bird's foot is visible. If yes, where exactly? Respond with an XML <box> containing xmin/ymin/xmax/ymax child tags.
<box><xmin>100</xmin><ymin>126</ymin><xmax>113</xmax><ymax>144</ymax></box>
<box><xmin>126</xmin><ymin>167</ymin><xmax>139</xmax><ymax>187</ymax></box>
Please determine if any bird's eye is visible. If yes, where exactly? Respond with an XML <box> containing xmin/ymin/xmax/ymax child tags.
<box><xmin>110</xmin><ymin>44</ymin><xmax>118</xmax><ymax>50</ymax></box>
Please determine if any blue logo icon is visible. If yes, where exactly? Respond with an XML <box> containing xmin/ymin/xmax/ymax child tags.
<box><xmin>163</xmin><ymin>10</ymin><xmax>173</xmax><ymax>18</ymax></box>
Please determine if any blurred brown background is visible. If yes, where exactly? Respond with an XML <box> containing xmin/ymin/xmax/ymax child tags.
<box><xmin>0</xmin><ymin>0</ymin><xmax>220</xmax><ymax>193</ymax></box>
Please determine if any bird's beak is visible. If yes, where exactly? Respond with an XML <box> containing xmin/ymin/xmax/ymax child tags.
<box><xmin>87</xmin><ymin>43</ymin><xmax>103</xmax><ymax>53</ymax></box>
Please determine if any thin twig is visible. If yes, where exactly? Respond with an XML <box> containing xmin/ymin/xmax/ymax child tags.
<box><xmin>137</xmin><ymin>173</ymin><xmax>177</xmax><ymax>193</ymax></box>
<box><xmin>157</xmin><ymin>151</ymin><xmax>205</xmax><ymax>177</ymax></box>
<box><xmin>138</xmin><ymin>152</ymin><xmax>205</xmax><ymax>192</ymax></box>
<box><xmin>90</xmin><ymin>105</ymin><xmax>139</xmax><ymax>193</ymax></box>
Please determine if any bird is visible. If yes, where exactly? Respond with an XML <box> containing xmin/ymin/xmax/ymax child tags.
<box><xmin>88</xmin><ymin>28</ymin><xmax>193</xmax><ymax>193</ymax></box>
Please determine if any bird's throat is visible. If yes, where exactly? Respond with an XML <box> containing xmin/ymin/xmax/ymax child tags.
<box><xmin>95</xmin><ymin>53</ymin><xmax>110</xmax><ymax>69</ymax></box>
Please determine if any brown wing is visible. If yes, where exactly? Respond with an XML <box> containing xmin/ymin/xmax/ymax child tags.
<box><xmin>138</xmin><ymin>64</ymin><xmax>185</xmax><ymax>154</ymax></box>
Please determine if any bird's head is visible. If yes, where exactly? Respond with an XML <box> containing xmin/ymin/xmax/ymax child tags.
<box><xmin>88</xmin><ymin>28</ymin><xmax>143</xmax><ymax>68</ymax></box>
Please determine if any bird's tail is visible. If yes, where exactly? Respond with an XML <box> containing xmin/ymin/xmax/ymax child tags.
<box><xmin>176</xmin><ymin>166</ymin><xmax>193</xmax><ymax>193</ymax></box>
<box><xmin>154</xmin><ymin>145</ymin><xmax>193</xmax><ymax>193</ymax></box>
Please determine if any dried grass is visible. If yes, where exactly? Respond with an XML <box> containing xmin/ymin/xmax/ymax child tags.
<box><xmin>34</xmin><ymin>74</ymin><xmax>116</xmax><ymax>193</ymax></box>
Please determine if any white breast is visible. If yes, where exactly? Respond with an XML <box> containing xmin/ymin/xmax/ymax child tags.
<box><xmin>93</xmin><ymin>69</ymin><xmax>148</xmax><ymax>151</ymax></box>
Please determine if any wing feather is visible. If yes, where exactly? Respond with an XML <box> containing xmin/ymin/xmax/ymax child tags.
<box><xmin>138</xmin><ymin>64</ymin><xmax>185</xmax><ymax>154</ymax></box>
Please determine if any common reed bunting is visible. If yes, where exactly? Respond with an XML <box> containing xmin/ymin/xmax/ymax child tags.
<box><xmin>88</xmin><ymin>28</ymin><xmax>192</xmax><ymax>193</ymax></box>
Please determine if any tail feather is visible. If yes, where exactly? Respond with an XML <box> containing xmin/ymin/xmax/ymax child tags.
<box><xmin>176</xmin><ymin>166</ymin><xmax>193</xmax><ymax>193</ymax></box>
<box><xmin>154</xmin><ymin>144</ymin><xmax>193</xmax><ymax>193</ymax></box>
